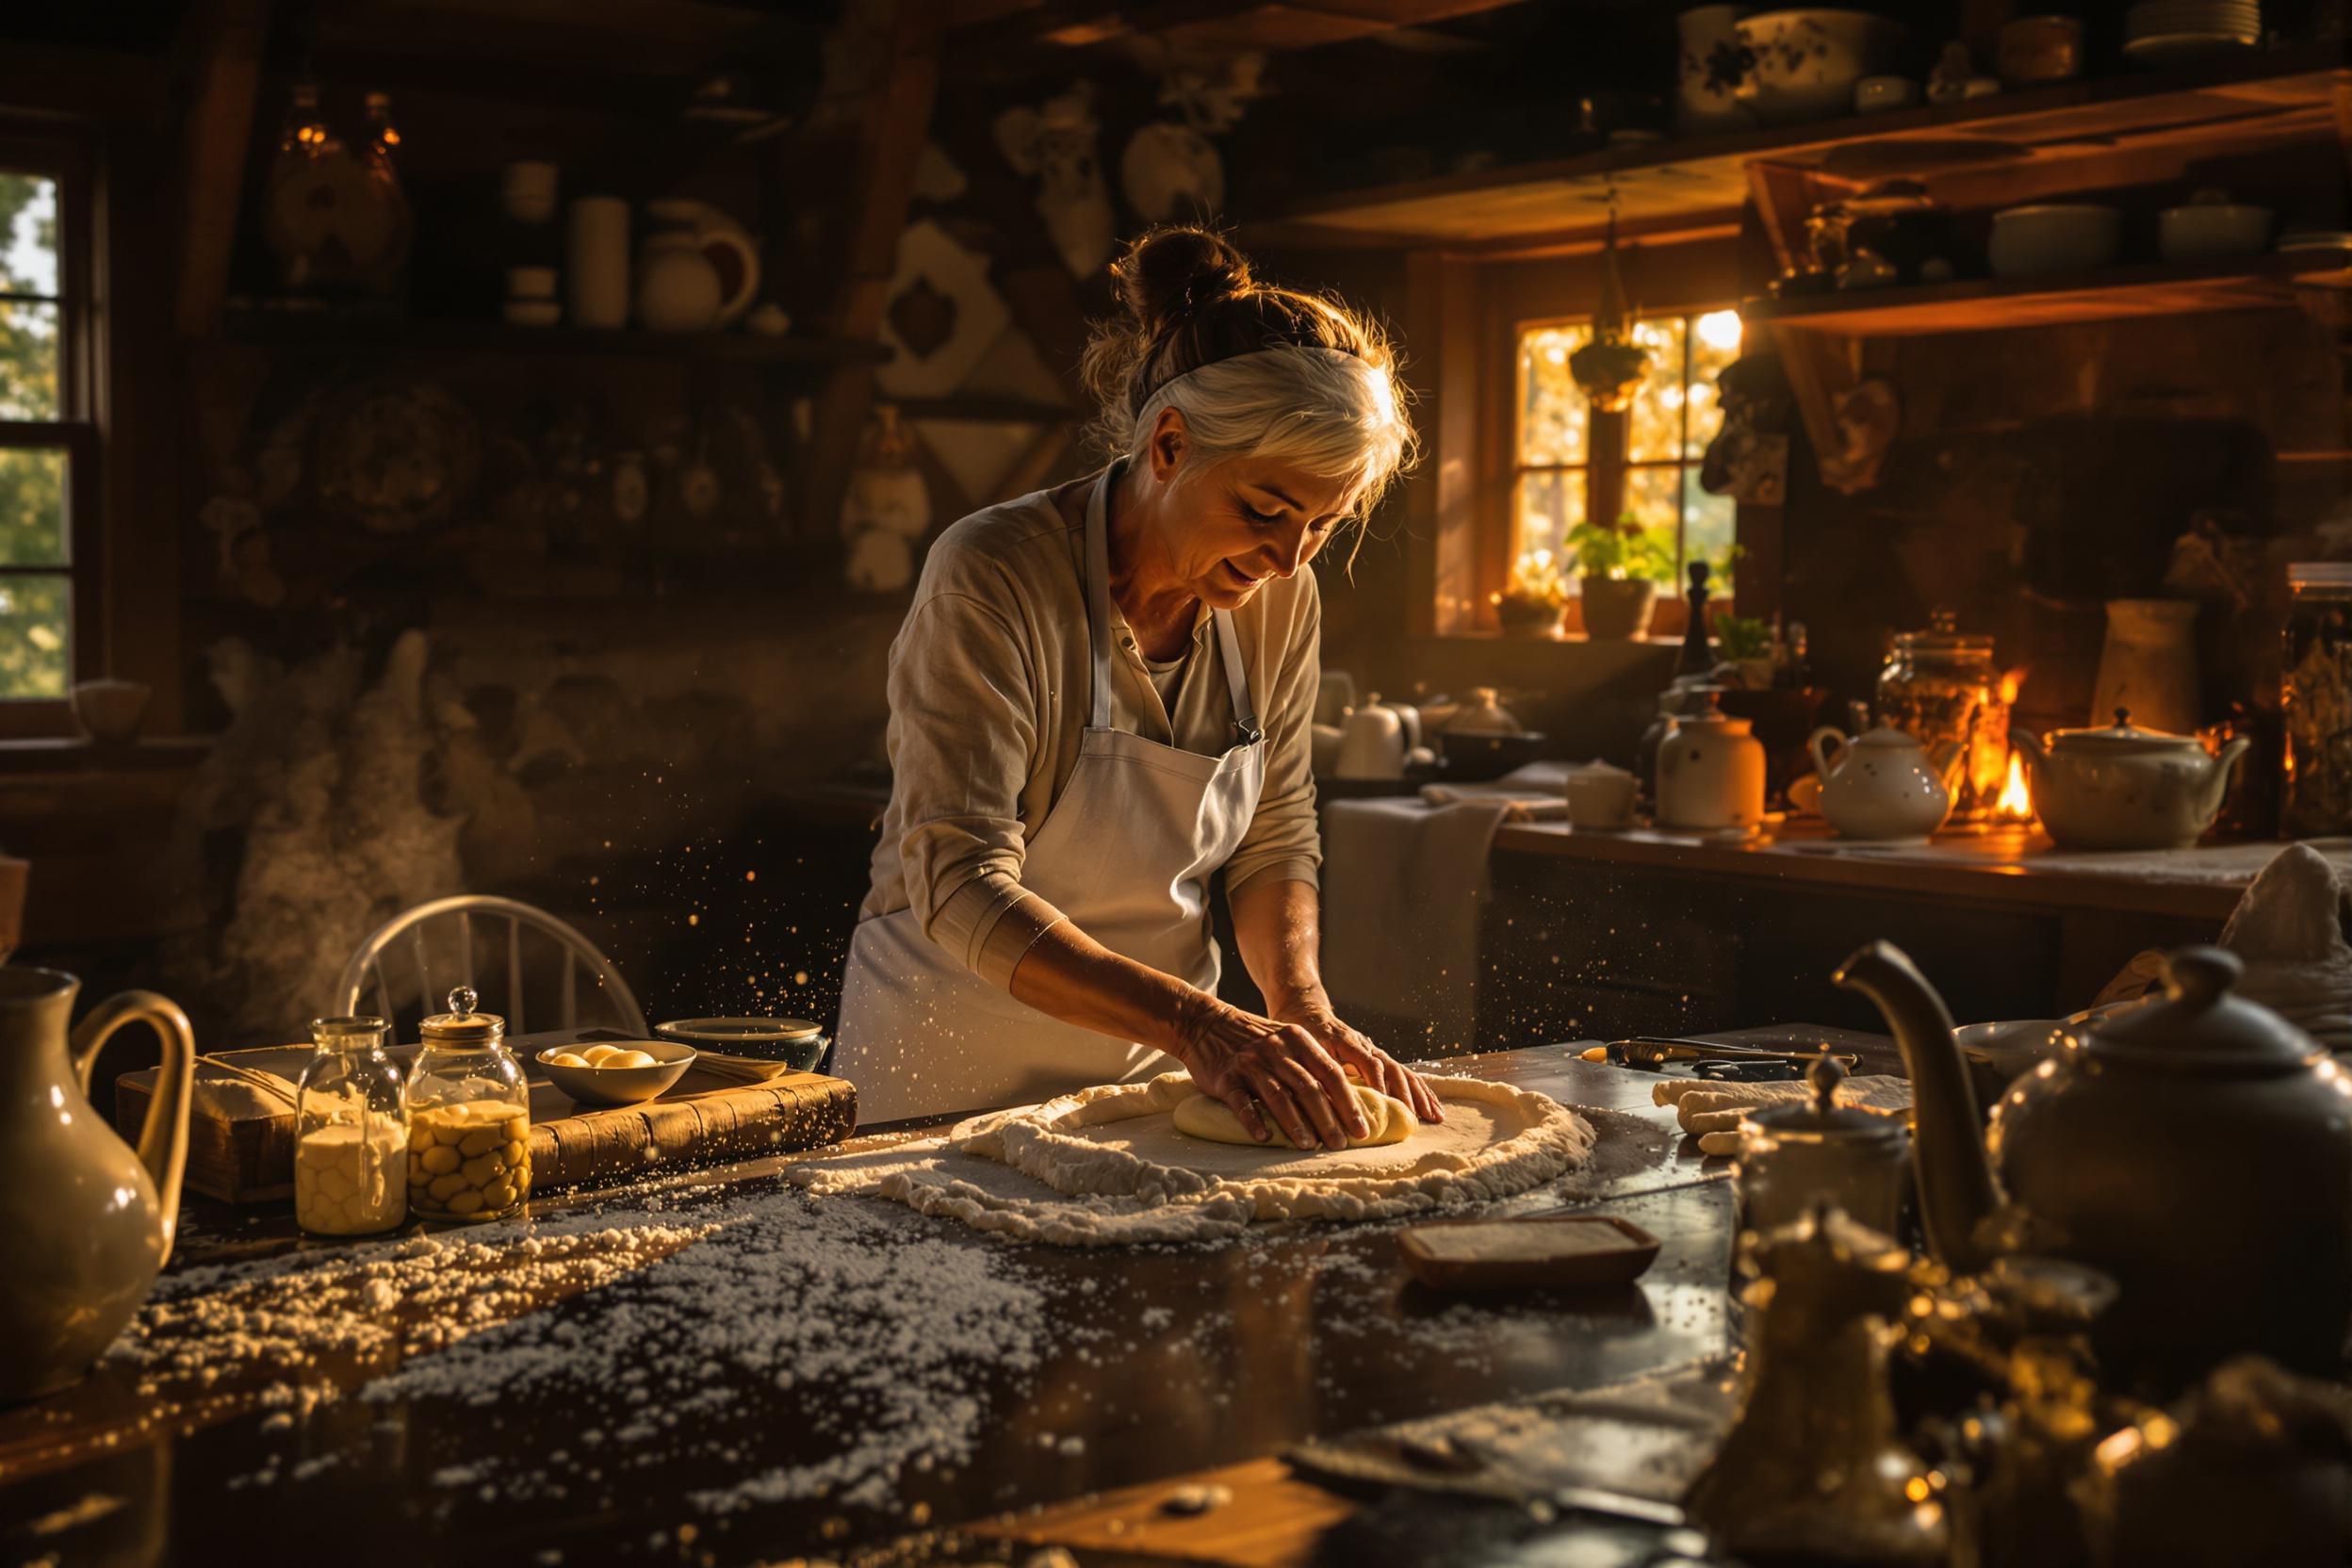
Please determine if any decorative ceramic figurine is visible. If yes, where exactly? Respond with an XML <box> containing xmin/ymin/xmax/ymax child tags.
<box><xmin>1121</xmin><ymin>122</ymin><xmax>1224</xmax><ymax>223</ymax></box>
<box><xmin>841</xmin><ymin>405</ymin><xmax>929</xmax><ymax>594</ymax></box>
<box><xmin>994</xmin><ymin>82</ymin><xmax>1114</xmax><ymax>281</ymax></box>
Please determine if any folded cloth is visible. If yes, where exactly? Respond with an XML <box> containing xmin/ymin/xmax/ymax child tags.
<box><xmin>1418</xmin><ymin>760</ymin><xmax>1576</xmax><ymax>820</ymax></box>
<box><xmin>1652</xmin><ymin>1074</ymin><xmax>1912</xmax><ymax>1155</ymax></box>
<box><xmin>1321</xmin><ymin>797</ymin><xmax>1513</xmax><ymax>1054</ymax></box>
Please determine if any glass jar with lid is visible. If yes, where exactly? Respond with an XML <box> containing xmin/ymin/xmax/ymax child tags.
<box><xmin>294</xmin><ymin>1015</ymin><xmax>408</xmax><ymax>1237</ymax></box>
<box><xmin>2282</xmin><ymin>563</ymin><xmax>2352</xmax><ymax>837</ymax></box>
<box><xmin>1877</xmin><ymin>609</ymin><xmax>2010</xmax><ymax>823</ymax></box>
<box><xmin>405</xmin><ymin>987</ymin><xmax>531</xmax><ymax>1222</ymax></box>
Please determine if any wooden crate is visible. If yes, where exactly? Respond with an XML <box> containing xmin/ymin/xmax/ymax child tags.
<box><xmin>114</xmin><ymin>1039</ymin><xmax>858</xmax><ymax>1204</ymax></box>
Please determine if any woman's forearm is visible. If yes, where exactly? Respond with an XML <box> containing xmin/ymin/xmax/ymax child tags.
<box><xmin>1005</xmin><ymin>917</ymin><xmax>1217</xmax><ymax>1059</ymax></box>
<box><xmin>1228</xmin><ymin>875</ymin><xmax>1327</xmax><ymax>1018</ymax></box>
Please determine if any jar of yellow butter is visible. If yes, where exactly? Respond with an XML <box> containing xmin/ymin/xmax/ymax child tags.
<box><xmin>406</xmin><ymin>987</ymin><xmax>531</xmax><ymax>1222</ymax></box>
<box><xmin>295</xmin><ymin>1015</ymin><xmax>409</xmax><ymax>1237</ymax></box>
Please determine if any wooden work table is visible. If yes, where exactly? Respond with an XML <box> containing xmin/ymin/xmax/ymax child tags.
<box><xmin>0</xmin><ymin>1052</ymin><xmax>1736</xmax><ymax>1568</ymax></box>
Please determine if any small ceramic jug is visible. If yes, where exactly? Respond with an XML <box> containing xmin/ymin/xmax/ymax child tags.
<box><xmin>0</xmin><ymin>968</ymin><xmax>194</xmax><ymax>1403</ymax></box>
<box><xmin>1657</xmin><ymin>694</ymin><xmax>1767</xmax><ymax>831</ymax></box>
<box><xmin>634</xmin><ymin>231</ymin><xmax>724</xmax><ymax>333</ymax></box>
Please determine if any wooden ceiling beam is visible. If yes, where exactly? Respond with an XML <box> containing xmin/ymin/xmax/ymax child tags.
<box><xmin>953</xmin><ymin>0</ymin><xmax>1527</xmax><ymax>52</ymax></box>
<box><xmin>172</xmin><ymin>0</ymin><xmax>272</xmax><ymax>342</ymax></box>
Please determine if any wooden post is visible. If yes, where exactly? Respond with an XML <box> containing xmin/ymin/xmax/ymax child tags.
<box><xmin>171</xmin><ymin>0</ymin><xmax>272</xmax><ymax>342</ymax></box>
<box><xmin>800</xmin><ymin>0</ymin><xmax>946</xmax><ymax>538</ymax></box>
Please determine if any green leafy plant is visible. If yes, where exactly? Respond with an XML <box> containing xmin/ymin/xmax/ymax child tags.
<box><xmin>1714</xmin><ymin>612</ymin><xmax>1772</xmax><ymax>661</ymax></box>
<box><xmin>1566</xmin><ymin>514</ymin><xmax>1745</xmax><ymax>594</ymax></box>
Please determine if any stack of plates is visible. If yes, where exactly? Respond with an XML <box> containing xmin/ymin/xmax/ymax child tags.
<box><xmin>2123</xmin><ymin>0</ymin><xmax>2262</xmax><ymax>61</ymax></box>
<box><xmin>2278</xmin><ymin>230</ymin><xmax>2352</xmax><ymax>253</ymax></box>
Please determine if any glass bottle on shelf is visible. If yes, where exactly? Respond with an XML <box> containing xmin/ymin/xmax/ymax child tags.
<box><xmin>2282</xmin><ymin>564</ymin><xmax>2352</xmax><ymax>837</ymax></box>
<box><xmin>356</xmin><ymin>90</ymin><xmax>414</xmax><ymax>299</ymax></box>
<box><xmin>1877</xmin><ymin>609</ymin><xmax>2009</xmax><ymax>824</ymax></box>
<box><xmin>406</xmin><ymin>987</ymin><xmax>531</xmax><ymax>1223</ymax></box>
<box><xmin>294</xmin><ymin>1016</ymin><xmax>408</xmax><ymax>1238</ymax></box>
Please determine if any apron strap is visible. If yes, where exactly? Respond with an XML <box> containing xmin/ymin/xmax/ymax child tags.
<box><xmin>1084</xmin><ymin>462</ymin><xmax>1119</xmax><ymax>732</ymax></box>
<box><xmin>1085</xmin><ymin>460</ymin><xmax>1265</xmax><ymax>750</ymax></box>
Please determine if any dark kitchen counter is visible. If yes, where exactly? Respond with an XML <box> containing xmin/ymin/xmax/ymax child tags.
<box><xmin>0</xmin><ymin>1052</ymin><xmax>1733</xmax><ymax>1568</ymax></box>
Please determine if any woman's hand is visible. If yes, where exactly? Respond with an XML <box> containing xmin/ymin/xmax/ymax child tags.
<box><xmin>1169</xmin><ymin>994</ymin><xmax>1375</xmax><ymax>1149</ymax></box>
<box><xmin>1268</xmin><ymin>999</ymin><xmax>1446</xmax><ymax>1126</ymax></box>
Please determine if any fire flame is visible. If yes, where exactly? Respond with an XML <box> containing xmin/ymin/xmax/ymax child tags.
<box><xmin>1995</xmin><ymin>751</ymin><xmax>2034</xmax><ymax>821</ymax></box>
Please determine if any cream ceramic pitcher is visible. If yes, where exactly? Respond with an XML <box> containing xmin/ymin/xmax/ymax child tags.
<box><xmin>0</xmin><ymin>968</ymin><xmax>194</xmax><ymax>1403</ymax></box>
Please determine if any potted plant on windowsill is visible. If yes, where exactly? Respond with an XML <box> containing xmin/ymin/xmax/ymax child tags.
<box><xmin>1565</xmin><ymin>514</ymin><xmax>1671</xmax><ymax>640</ymax></box>
<box><xmin>1493</xmin><ymin>549</ymin><xmax>1570</xmax><ymax>638</ymax></box>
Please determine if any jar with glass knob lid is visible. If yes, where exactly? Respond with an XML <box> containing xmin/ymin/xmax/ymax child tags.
<box><xmin>295</xmin><ymin>1015</ymin><xmax>409</xmax><ymax>1237</ymax></box>
<box><xmin>406</xmin><ymin>987</ymin><xmax>531</xmax><ymax>1222</ymax></box>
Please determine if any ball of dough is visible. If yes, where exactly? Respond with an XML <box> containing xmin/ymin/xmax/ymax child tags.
<box><xmin>547</xmin><ymin>1052</ymin><xmax>589</xmax><ymax>1069</ymax></box>
<box><xmin>1173</xmin><ymin>1083</ymin><xmax>1417</xmax><ymax>1151</ymax></box>
<box><xmin>604</xmin><ymin>1050</ymin><xmax>657</xmax><ymax>1070</ymax></box>
<box><xmin>580</xmin><ymin>1045</ymin><xmax>627</xmax><ymax>1064</ymax></box>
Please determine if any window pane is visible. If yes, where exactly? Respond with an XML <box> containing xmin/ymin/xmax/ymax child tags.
<box><xmin>1514</xmin><ymin>466</ymin><xmax>1586</xmax><ymax>565</ymax></box>
<box><xmin>1518</xmin><ymin>324</ymin><xmax>1592</xmax><ymax>466</ymax></box>
<box><xmin>0</xmin><ymin>299</ymin><xmax>58</xmax><ymax>419</ymax></box>
<box><xmin>0</xmin><ymin>572</ymin><xmax>70</xmax><ymax>698</ymax></box>
<box><xmin>1687</xmin><ymin>309</ymin><xmax>1743</xmax><ymax>460</ymax></box>
<box><xmin>1683</xmin><ymin>468</ymin><xmax>1738</xmax><ymax>594</ymax></box>
<box><xmin>0</xmin><ymin>448</ymin><xmax>68</xmax><ymax>564</ymax></box>
<box><xmin>1625</xmin><ymin>316</ymin><xmax>1688</xmax><ymax>464</ymax></box>
<box><xmin>1615</xmin><ymin>467</ymin><xmax>1683</xmax><ymax>584</ymax></box>
<box><xmin>0</xmin><ymin>174</ymin><xmax>59</xmax><ymax>298</ymax></box>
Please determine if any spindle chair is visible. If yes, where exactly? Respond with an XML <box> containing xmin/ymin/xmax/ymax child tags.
<box><xmin>330</xmin><ymin>895</ymin><xmax>647</xmax><ymax>1042</ymax></box>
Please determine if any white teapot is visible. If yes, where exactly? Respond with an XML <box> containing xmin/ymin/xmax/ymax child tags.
<box><xmin>1333</xmin><ymin>694</ymin><xmax>1433</xmax><ymax>780</ymax></box>
<box><xmin>1807</xmin><ymin>725</ymin><xmax>1963</xmax><ymax>841</ymax></box>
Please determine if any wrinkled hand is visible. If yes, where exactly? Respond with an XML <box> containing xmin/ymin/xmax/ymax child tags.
<box><xmin>1172</xmin><ymin>997</ymin><xmax>1376</xmax><ymax>1150</ymax></box>
<box><xmin>1269</xmin><ymin>1001</ymin><xmax>1445</xmax><ymax>1127</ymax></box>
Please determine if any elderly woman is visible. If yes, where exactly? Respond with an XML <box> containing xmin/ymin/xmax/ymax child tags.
<box><xmin>834</xmin><ymin>227</ymin><xmax>1441</xmax><ymax>1147</ymax></box>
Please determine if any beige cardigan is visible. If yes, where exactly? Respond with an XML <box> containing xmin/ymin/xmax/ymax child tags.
<box><xmin>858</xmin><ymin>482</ymin><xmax>1323</xmax><ymax>989</ymax></box>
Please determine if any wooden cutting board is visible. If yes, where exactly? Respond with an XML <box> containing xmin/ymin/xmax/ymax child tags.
<box><xmin>114</xmin><ymin>1036</ymin><xmax>858</xmax><ymax>1204</ymax></box>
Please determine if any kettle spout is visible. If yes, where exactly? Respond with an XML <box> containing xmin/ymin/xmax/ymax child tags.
<box><xmin>1832</xmin><ymin>941</ymin><xmax>2002</xmax><ymax>1274</ymax></box>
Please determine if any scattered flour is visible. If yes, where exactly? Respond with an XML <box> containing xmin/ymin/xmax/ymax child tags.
<box><xmin>103</xmin><ymin>1183</ymin><xmax>1051</xmax><ymax>1523</ymax></box>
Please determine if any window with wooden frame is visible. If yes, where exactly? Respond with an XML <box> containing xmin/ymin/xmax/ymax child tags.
<box><xmin>1511</xmin><ymin>307</ymin><xmax>1743</xmax><ymax>609</ymax></box>
<box><xmin>0</xmin><ymin>131</ymin><xmax>97</xmax><ymax>723</ymax></box>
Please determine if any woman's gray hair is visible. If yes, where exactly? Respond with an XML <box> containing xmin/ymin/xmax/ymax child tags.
<box><xmin>1081</xmin><ymin>227</ymin><xmax>1418</xmax><ymax>534</ymax></box>
<box><xmin>1119</xmin><ymin>342</ymin><xmax>1416</xmax><ymax>516</ymax></box>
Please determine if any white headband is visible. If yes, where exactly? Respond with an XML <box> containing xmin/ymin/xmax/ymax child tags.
<box><xmin>1131</xmin><ymin>344</ymin><xmax>1371</xmax><ymax>433</ymax></box>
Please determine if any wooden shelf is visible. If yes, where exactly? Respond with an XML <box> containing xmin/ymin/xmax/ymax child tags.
<box><xmin>1745</xmin><ymin>251</ymin><xmax>2352</xmax><ymax>336</ymax></box>
<box><xmin>213</xmin><ymin>312</ymin><xmax>891</xmax><ymax>368</ymax></box>
<box><xmin>1274</xmin><ymin>45</ymin><xmax>2347</xmax><ymax>250</ymax></box>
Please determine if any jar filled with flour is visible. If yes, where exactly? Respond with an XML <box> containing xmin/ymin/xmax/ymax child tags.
<box><xmin>295</xmin><ymin>1016</ymin><xmax>409</xmax><ymax>1237</ymax></box>
<box><xmin>407</xmin><ymin>988</ymin><xmax>531</xmax><ymax>1222</ymax></box>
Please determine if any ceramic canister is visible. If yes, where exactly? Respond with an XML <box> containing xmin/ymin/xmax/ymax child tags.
<box><xmin>1656</xmin><ymin>704</ymin><xmax>1766</xmax><ymax>831</ymax></box>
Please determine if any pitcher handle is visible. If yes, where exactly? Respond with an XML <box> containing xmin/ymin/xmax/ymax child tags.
<box><xmin>1807</xmin><ymin>726</ymin><xmax>1847</xmax><ymax>782</ymax></box>
<box><xmin>70</xmin><ymin>991</ymin><xmax>196</xmax><ymax>1265</ymax></box>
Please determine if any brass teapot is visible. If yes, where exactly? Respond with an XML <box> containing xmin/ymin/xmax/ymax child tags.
<box><xmin>1837</xmin><ymin>940</ymin><xmax>2352</xmax><ymax>1391</ymax></box>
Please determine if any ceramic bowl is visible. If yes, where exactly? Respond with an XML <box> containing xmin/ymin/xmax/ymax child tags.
<box><xmin>536</xmin><ymin>1039</ymin><xmax>696</xmax><ymax>1105</ymax></box>
<box><xmin>1988</xmin><ymin>204</ymin><xmax>2123</xmax><ymax>278</ymax></box>
<box><xmin>655</xmin><ymin>1017</ymin><xmax>827</xmax><ymax>1070</ymax></box>
<box><xmin>1737</xmin><ymin>8</ymin><xmax>1909</xmax><ymax>126</ymax></box>
<box><xmin>2159</xmin><ymin>201</ymin><xmax>2273</xmax><ymax>261</ymax></box>
<box><xmin>71</xmin><ymin>679</ymin><xmax>152</xmax><ymax>743</ymax></box>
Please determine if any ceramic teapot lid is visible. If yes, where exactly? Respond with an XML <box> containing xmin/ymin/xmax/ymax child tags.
<box><xmin>1843</xmin><ymin>726</ymin><xmax>1932</xmax><ymax>753</ymax></box>
<box><xmin>2089</xmin><ymin>947</ymin><xmax>2320</xmax><ymax>1073</ymax></box>
<box><xmin>1748</xmin><ymin>1055</ymin><xmax>1908</xmax><ymax>1143</ymax></box>
<box><xmin>2044</xmin><ymin>708</ymin><xmax>2207</xmax><ymax>758</ymax></box>
<box><xmin>419</xmin><ymin>986</ymin><xmax>506</xmax><ymax>1047</ymax></box>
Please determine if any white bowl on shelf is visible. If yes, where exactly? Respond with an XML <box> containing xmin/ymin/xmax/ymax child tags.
<box><xmin>1987</xmin><ymin>204</ymin><xmax>2123</xmax><ymax>278</ymax></box>
<box><xmin>2159</xmin><ymin>200</ymin><xmax>2274</xmax><ymax>260</ymax></box>
<box><xmin>1736</xmin><ymin>8</ymin><xmax>1910</xmax><ymax>127</ymax></box>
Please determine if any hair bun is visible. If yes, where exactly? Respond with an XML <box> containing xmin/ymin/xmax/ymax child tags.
<box><xmin>1113</xmin><ymin>226</ymin><xmax>1253</xmax><ymax>335</ymax></box>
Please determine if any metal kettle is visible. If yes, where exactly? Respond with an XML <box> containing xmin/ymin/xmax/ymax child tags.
<box><xmin>1835</xmin><ymin>940</ymin><xmax>2352</xmax><ymax>1390</ymax></box>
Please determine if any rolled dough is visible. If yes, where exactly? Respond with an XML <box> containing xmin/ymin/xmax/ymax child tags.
<box><xmin>1172</xmin><ymin>1084</ymin><xmax>1415</xmax><ymax>1150</ymax></box>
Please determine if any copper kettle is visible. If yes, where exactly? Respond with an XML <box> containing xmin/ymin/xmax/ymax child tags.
<box><xmin>1836</xmin><ymin>941</ymin><xmax>2352</xmax><ymax>1390</ymax></box>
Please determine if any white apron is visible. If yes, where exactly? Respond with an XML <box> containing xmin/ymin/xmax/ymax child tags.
<box><xmin>833</xmin><ymin>463</ymin><xmax>1269</xmax><ymax>1124</ymax></box>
